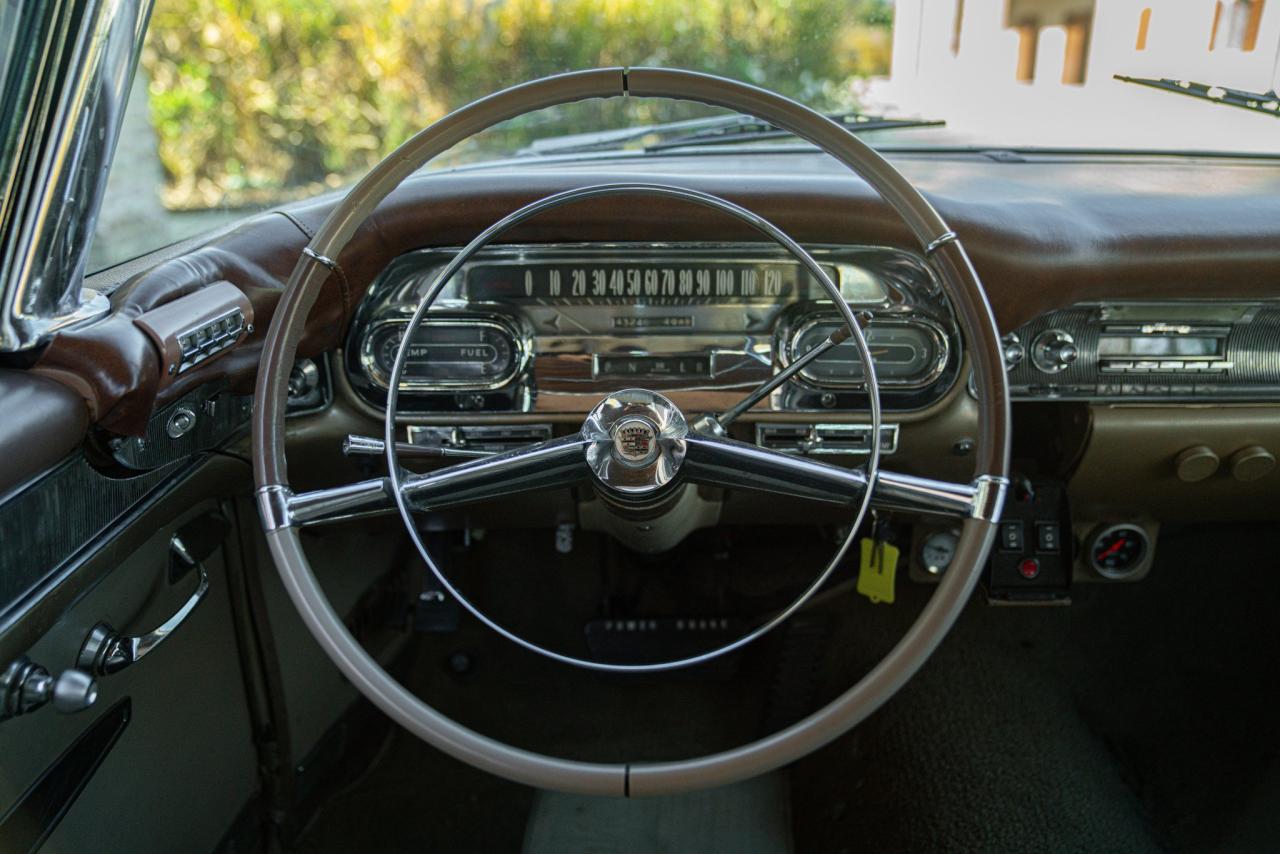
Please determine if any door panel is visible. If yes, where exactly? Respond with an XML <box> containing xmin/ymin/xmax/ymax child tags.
<box><xmin>0</xmin><ymin>499</ymin><xmax>258</xmax><ymax>853</ymax></box>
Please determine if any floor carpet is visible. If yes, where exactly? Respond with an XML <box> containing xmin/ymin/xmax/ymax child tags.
<box><xmin>292</xmin><ymin>522</ymin><xmax>1280</xmax><ymax>852</ymax></box>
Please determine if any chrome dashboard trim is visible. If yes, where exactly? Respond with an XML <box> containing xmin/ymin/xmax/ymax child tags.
<box><xmin>346</xmin><ymin>242</ymin><xmax>961</xmax><ymax>415</ymax></box>
<box><xmin>754</xmin><ymin>422</ymin><xmax>900</xmax><ymax>455</ymax></box>
<box><xmin>779</xmin><ymin>314</ymin><xmax>951</xmax><ymax>391</ymax></box>
<box><xmin>358</xmin><ymin>314</ymin><xmax>528</xmax><ymax>392</ymax></box>
<box><xmin>1007</xmin><ymin>299</ymin><xmax>1280</xmax><ymax>402</ymax></box>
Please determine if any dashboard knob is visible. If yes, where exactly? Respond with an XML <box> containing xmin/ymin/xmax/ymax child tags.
<box><xmin>1030</xmin><ymin>329</ymin><xmax>1078</xmax><ymax>374</ymax></box>
<box><xmin>1229</xmin><ymin>446</ymin><xmax>1275</xmax><ymax>482</ymax></box>
<box><xmin>1174</xmin><ymin>445</ymin><xmax>1219</xmax><ymax>482</ymax></box>
<box><xmin>1001</xmin><ymin>334</ymin><xmax>1025</xmax><ymax>368</ymax></box>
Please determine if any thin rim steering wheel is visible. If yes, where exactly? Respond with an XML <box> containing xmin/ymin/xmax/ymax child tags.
<box><xmin>253</xmin><ymin>68</ymin><xmax>1010</xmax><ymax>797</ymax></box>
<box><xmin>384</xmin><ymin>182</ymin><xmax>883</xmax><ymax>672</ymax></box>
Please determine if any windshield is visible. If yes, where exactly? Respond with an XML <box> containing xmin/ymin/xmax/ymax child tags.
<box><xmin>90</xmin><ymin>0</ymin><xmax>1280</xmax><ymax>272</ymax></box>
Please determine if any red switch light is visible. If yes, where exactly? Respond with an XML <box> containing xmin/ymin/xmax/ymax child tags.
<box><xmin>1018</xmin><ymin>558</ymin><xmax>1041</xmax><ymax>580</ymax></box>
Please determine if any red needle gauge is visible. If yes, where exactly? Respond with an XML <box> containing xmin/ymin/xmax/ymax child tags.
<box><xmin>1097</xmin><ymin>538</ymin><xmax>1126</xmax><ymax>559</ymax></box>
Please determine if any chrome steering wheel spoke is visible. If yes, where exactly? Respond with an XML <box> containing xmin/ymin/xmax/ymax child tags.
<box><xmin>400</xmin><ymin>434</ymin><xmax>592</xmax><ymax>512</ymax></box>
<box><xmin>682</xmin><ymin>433</ymin><xmax>1002</xmax><ymax>519</ymax></box>
<box><xmin>263</xmin><ymin>435</ymin><xmax>591</xmax><ymax>528</ymax></box>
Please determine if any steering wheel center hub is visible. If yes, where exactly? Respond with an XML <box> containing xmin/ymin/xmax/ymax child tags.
<box><xmin>611</xmin><ymin>416</ymin><xmax>660</xmax><ymax>466</ymax></box>
<box><xmin>583</xmin><ymin>388</ymin><xmax>688</xmax><ymax>496</ymax></box>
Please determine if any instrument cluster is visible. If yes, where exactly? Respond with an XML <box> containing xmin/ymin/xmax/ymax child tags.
<box><xmin>344</xmin><ymin>243</ymin><xmax>963</xmax><ymax>416</ymax></box>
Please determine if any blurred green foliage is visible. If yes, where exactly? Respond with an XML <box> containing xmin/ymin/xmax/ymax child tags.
<box><xmin>142</xmin><ymin>0</ymin><xmax>893</xmax><ymax>210</ymax></box>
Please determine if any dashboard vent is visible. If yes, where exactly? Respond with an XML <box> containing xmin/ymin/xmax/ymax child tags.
<box><xmin>406</xmin><ymin>424</ymin><xmax>553</xmax><ymax>454</ymax></box>
<box><xmin>755</xmin><ymin>423</ymin><xmax>898</xmax><ymax>456</ymax></box>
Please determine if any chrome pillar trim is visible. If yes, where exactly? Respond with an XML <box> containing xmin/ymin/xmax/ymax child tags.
<box><xmin>256</xmin><ymin>484</ymin><xmax>294</xmax><ymax>532</ymax></box>
<box><xmin>923</xmin><ymin>231</ymin><xmax>959</xmax><ymax>256</ymax></box>
<box><xmin>872</xmin><ymin>470</ymin><xmax>977</xmax><ymax>517</ymax></box>
<box><xmin>582</xmin><ymin>389</ymin><xmax>688</xmax><ymax>496</ymax></box>
<box><xmin>969</xmin><ymin>474</ymin><xmax>1010</xmax><ymax>522</ymax></box>
<box><xmin>0</xmin><ymin>0</ymin><xmax>156</xmax><ymax>351</ymax></box>
<box><xmin>301</xmin><ymin>246</ymin><xmax>339</xmax><ymax>271</ymax></box>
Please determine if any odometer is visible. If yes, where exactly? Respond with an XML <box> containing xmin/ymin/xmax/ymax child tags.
<box><xmin>364</xmin><ymin>319</ymin><xmax>520</xmax><ymax>391</ymax></box>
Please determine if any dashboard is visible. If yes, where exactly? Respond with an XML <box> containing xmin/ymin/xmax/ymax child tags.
<box><xmin>343</xmin><ymin>242</ymin><xmax>962</xmax><ymax>422</ymax></box>
<box><xmin>344</xmin><ymin>240</ymin><xmax>1280</xmax><ymax>425</ymax></box>
<box><xmin>27</xmin><ymin>148</ymin><xmax>1279</xmax><ymax>593</ymax></box>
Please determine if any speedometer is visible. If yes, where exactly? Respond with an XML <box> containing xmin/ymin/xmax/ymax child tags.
<box><xmin>363</xmin><ymin>318</ymin><xmax>521</xmax><ymax>391</ymax></box>
<box><xmin>789</xmin><ymin>319</ymin><xmax>945</xmax><ymax>388</ymax></box>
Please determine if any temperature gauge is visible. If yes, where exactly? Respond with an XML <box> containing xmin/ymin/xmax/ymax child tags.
<box><xmin>364</xmin><ymin>318</ymin><xmax>521</xmax><ymax>391</ymax></box>
<box><xmin>1088</xmin><ymin>524</ymin><xmax>1151</xmax><ymax>579</ymax></box>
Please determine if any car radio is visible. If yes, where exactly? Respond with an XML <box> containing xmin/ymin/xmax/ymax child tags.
<box><xmin>1095</xmin><ymin>323</ymin><xmax>1231</xmax><ymax>374</ymax></box>
<box><xmin>1006</xmin><ymin>301</ymin><xmax>1280</xmax><ymax>402</ymax></box>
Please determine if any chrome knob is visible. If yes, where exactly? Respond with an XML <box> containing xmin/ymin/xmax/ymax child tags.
<box><xmin>1003</xmin><ymin>342</ymin><xmax>1025</xmax><ymax>367</ymax></box>
<box><xmin>49</xmin><ymin>669</ymin><xmax>98</xmax><ymax>713</ymax></box>
<box><xmin>1</xmin><ymin>657</ymin><xmax>98</xmax><ymax>720</ymax></box>
<box><xmin>1000</xmin><ymin>333</ymin><xmax>1025</xmax><ymax>368</ymax></box>
<box><xmin>1031</xmin><ymin>329</ymin><xmax>1078</xmax><ymax>373</ymax></box>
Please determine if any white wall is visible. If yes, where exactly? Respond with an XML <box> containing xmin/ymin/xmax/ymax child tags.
<box><xmin>868</xmin><ymin>0</ymin><xmax>1279</xmax><ymax>152</ymax></box>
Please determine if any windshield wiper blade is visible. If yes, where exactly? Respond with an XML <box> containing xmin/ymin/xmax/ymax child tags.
<box><xmin>1115</xmin><ymin>74</ymin><xmax>1280</xmax><ymax>118</ymax></box>
<box><xmin>517</xmin><ymin>111</ymin><xmax>944</xmax><ymax>157</ymax></box>
<box><xmin>642</xmin><ymin>112</ymin><xmax>945</xmax><ymax>152</ymax></box>
<box><xmin>516</xmin><ymin>115</ymin><xmax>740</xmax><ymax>156</ymax></box>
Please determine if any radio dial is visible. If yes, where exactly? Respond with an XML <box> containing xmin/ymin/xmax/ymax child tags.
<box><xmin>1031</xmin><ymin>329</ymin><xmax>1078</xmax><ymax>373</ymax></box>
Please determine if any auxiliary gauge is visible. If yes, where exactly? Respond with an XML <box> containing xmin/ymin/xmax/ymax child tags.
<box><xmin>1087</xmin><ymin>523</ymin><xmax>1151</xmax><ymax>580</ymax></box>
<box><xmin>919</xmin><ymin>528</ymin><xmax>959</xmax><ymax>575</ymax></box>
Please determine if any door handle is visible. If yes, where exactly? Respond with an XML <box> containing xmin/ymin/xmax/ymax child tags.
<box><xmin>76</xmin><ymin>535</ymin><xmax>210</xmax><ymax>677</ymax></box>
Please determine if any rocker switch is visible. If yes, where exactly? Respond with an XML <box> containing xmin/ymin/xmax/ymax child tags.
<box><xmin>1036</xmin><ymin>522</ymin><xmax>1061</xmax><ymax>553</ymax></box>
<box><xmin>999</xmin><ymin>521</ymin><xmax>1024</xmax><ymax>552</ymax></box>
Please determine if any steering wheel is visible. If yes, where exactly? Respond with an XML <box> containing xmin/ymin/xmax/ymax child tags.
<box><xmin>253</xmin><ymin>68</ymin><xmax>1010</xmax><ymax>797</ymax></box>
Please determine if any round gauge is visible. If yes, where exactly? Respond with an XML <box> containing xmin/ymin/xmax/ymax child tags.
<box><xmin>791</xmin><ymin>319</ymin><xmax>941</xmax><ymax>387</ymax></box>
<box><xmin>376</xmin><ymin>326</ymin><xmax>405</xmax><ymax>372</ymax></box>
<box><xmin>1088</xmin><ymin>524</ymin><xmax>1150</xmax><ymax>579</ymax></box>
<box><xmin>920</xmin><ymin>529</ymin><xmax>959</xmax><ymax>575</ymax></box>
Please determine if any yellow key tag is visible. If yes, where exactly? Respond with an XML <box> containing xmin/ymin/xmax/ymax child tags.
<box><xmin>857</xmin><ymin>537</ymin><xmax>899</xmax><ymax>604</ymax></box>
